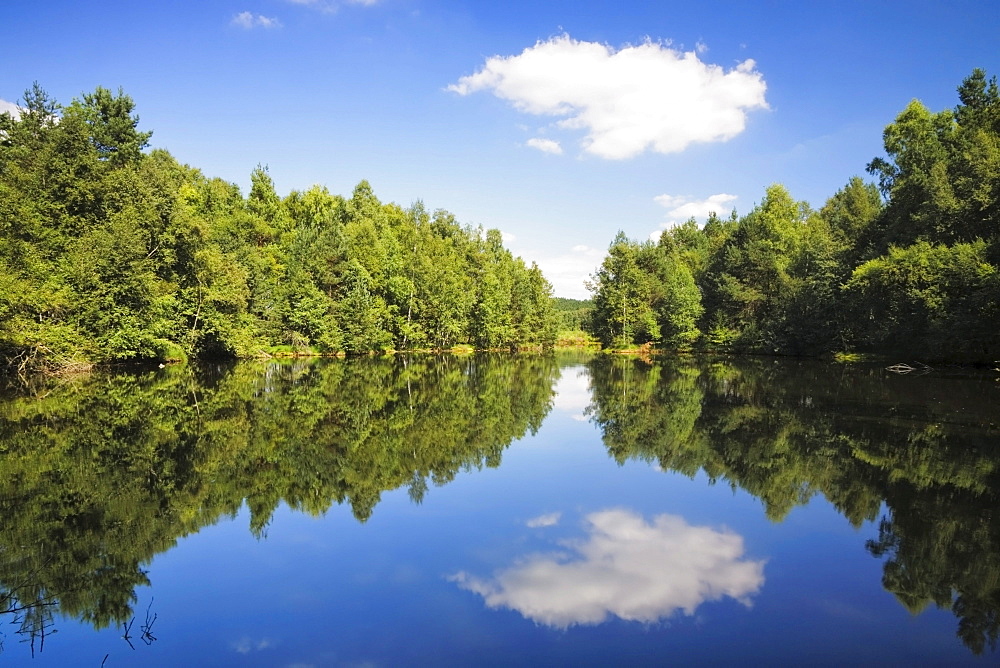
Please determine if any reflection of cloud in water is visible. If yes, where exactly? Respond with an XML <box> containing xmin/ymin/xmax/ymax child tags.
<box><xmin>526</xmin><ymin>512</ymin><xmax>561</xmax><ymax>528</ymax></box>
<box><xmin>233</xmin><ymin>636</ymin><xmax>275</xmax><ymax>653</ymax></box>
<box><xmin>552</xmin><ymin>368</ymin><xmax>591</xmax><ymax>420</ymax></box>
<box><xmin>451</xmin><ymin>509</ymin><xmax>765</xmax><ymax>628</ymax></box>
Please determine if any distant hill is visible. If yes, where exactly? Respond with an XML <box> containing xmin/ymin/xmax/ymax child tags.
<box><xmin>551</xmin><ymin>297</ymin><xmax>592</xmax><ymax>332</ymax></box>
<box><xmin>552</xmin><ymin>297</ymin><xmax>592</xmax><ymax>311</ymax></box>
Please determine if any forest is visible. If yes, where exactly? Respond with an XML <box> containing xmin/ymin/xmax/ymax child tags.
<box><xmin>587</xmin><ymin>69</ymin><xmax>1000</xmax><ymax>363</ymax></box>
<box><xmin>3</xmin><ymin>69</ymin><xmax>998</xmax><ymax>374</ymax></box>
<box><xmin>0</xmin><ymin>85</ymin><xmax>557</xmax><ymax>374</ymax></box>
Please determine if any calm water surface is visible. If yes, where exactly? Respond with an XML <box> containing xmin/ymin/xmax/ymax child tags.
<box><xmin>2</xmin><ymin>353</ymin><xmax>999</xmax><ymax>666</ymax></box>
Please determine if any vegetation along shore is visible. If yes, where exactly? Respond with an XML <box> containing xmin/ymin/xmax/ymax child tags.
<box><xmin>2</xmin><ymin>69</ymin><xmax>998</xmax><ymax>375</ymax></box>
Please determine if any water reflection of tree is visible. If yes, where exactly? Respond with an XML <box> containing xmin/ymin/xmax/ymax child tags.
<box><xmin>586</xmin><ymin>355</ymin><xmax>1000</xmax><ymax>655</ymax></box>
<box><xmin>0</xmin><ymin>354</ymin><xmax>558</xmax><ymax>654</ymax></box>
<box><xmin>867</xmin><ymin>485</ymin><xmax>1000</xmax><ymax>655</ymax></box>
<box><xmin>0</xmin><ymin>565</ymin><xmax>58</xmax><ymax>657</ymax></box>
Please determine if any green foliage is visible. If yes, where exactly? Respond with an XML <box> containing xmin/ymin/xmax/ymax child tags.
<box><xmin>552</xmin><ymin>297</ymin><xmax>591</xmax><ymax>324</ymax></box>
<box><xmin>700</xmin><ymin>184</ymin><xmax>805</xmax><ymax>351</ymax></box>
<box><xmin>820</xmin><ymin>176</ymin><xmax>884</xmax><ymax>262</ymax></box>
<box><xmin>75</xmin><ymin>86</ymin><xmax>152</xmax><ymax>167</ymax></box>
<box><xmin>843</xmin><ymin>241</ymin><xmax>998</xmax><ymax>360</ymax></box>
<box><xmin>586</xmin><ymin>69</ymin><xmax>1000</xmax><ymax>362</ymax></box>
<box><xmin>0</xmin><ymin>85</ymin><xmax>558</xmax><ymax>371</ymax></box>
<box><xmin>0</xmin><ymin>354</ymin><xmax>559</xmax><ymax>645</ymax></box>
<box><xmin>585</xmin><ymin>355</ymin><xmax>1000</xmax><ymax>654</ymax></box>
<box><xmin>586</xmin><ymin>231</ymin><xmax>700</xmax><ymax>349</ymax></box>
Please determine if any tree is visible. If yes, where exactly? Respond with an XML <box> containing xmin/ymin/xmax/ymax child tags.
<box><xmin>700</xmin><ymin>184</ymin><xmax>803</xmax><ymax>350</ymax></box>
<box><xmin>74</xmin><ymin>86</ymin><xmax>152</xmax><ymax>167</ymax></box>
<box><xmin>587</xmin><ymin>232</ymin><xmax>659</xmax><ymax>348</ymax></box>
<box><xmin>843</xmin><ymin>240</ymin><xmax>997</xmax><ymax>359</ymax></box>
<box><xmin>644</xmin><ymin>235</ymin><xmax>702</xmax><ymax>347</ymax></box>
<box><xmin>0</xmin><ymin>83</ymin><xmax>575</xmax><ymax>368</ymax></box>
<box><xmin>820</xmin><ymin>176</ymin><xmax>884</xmax><ymax>262</ymax></box>
<box><xmin>866</xmin><ymin>100</ymin><xmax>959</xmax><ymax>247</ymax></box>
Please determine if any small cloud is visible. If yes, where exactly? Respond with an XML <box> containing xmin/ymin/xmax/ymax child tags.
<box><xmin>0</xmin><ymin>98</ymin><xmax>21</xmax><ymax>119</ymax></box>
<box><xmin>695</xmin><ymin>40</ymin><xmax>708</xmax><ymax>54</ymax></box>
<box><xmin>232</xmin><ymin>636</ymin><xmax>275</xmax><ymax>654</ymax></box>
<box><xmin>526</xmin><ymin>512</ymin><xmax>562</xmax><ymax>528</ymax></box>
<box><xmin>530</xmin><ymin>244</ymin><xmax>604</xmax><ymax>300</ymax></box>
<box><xmin>501</xmin><ymin>230</ymin><xmax>517</xmax><ymax>244</ymax></box>
<box><xmin>654</xmin><ymin>192</ymin><xmax>737</xmax><ymax>220</ymax></box>
<box><xmin>232</xmin><ymin>11</ymin><xmax>283</xmax><ymax>29</ymax></box>
<box><xmin>287</xmin><ymin>0</ymin><xmax>379</xmax><ymax>12</ymax></box>
<box><xmin>449</xmin><ymin>34</ymin><xmax>767</xmax><ymax>160</ymax></box>
<box><xmin>526</xmin><ymin>137</ymin><xmax>563</xmax><ymax>155</ymax></box>
<box><xmin>452</xmin><ymin>509</ymin><xmax>765</xmax><ymax>628</ymax></box>
<box><xmin>651</xmin><ymin>192</ymin><xmax>736</xmax><ymax>239</ymax></box>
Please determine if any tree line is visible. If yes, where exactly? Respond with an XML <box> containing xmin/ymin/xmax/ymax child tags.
<box><xmin>588</xmin><ymin>69</ymin><xmax>1000</xmax><ymax>362</ymax></box>
<box><xmin>0</xmin><ymin>85</ymin><xmax>557</xmax><ymax>374</ymax></box>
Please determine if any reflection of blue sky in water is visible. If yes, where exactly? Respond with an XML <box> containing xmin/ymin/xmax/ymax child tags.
<box><xmin>451</xmin><ymin>509</ymin><xmax>765</xmax><ymax>628</ymax></box>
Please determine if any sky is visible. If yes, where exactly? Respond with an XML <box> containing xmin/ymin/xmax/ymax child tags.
<box><xmin>2</xmin><ymin>1</ymin><xmax>998</xmax><ymax>298</ymax></box>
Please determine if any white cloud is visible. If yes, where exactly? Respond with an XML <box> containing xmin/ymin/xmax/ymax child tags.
<box><xmin>232</xmin><ymin>636</ymin><xmax>275</xmax><ymax>653</ymax></box>
<box><xmin>651</xmin><ymin>192</ymin><xmax>737</xmax><ymax>240</ymax></box>
<box><xmin>654</xmin><ymin>192</ymin><xmax>737</xmax><ymax>221</ymax></box>
<box><xmin>0</xmin><ymin>98</ymin><xmax>21</xmax><ymax>119</ymax></box>
<box><xmin>451</xmin><ymin>508</ymin><xmax>765</xmax><ymax>628</ymax></box>
<box><xmin>287</xmin><ymin>0</ymin><xmax>379</xmax><ymax>12</ymax></box>
<box><xmin>449</xmin><ymin>35</ymin><xmax>768</xmax><ymax>160</ymax></box>
<box><xmin>526</xmin><ymin>137</ymin><xmax>563</xmax><ymax>155</ymax></box>
<box><xmin>232</xmin><ymin>12</ymin><xmax>282</xmax><ymax>29</ymax></box>
<box><xmin>526</xmin><ymin>512</ymin><xmax>562</xmax><ymax>528</ymax></box>
<box><xmin>530</xmin><ymin>244</ymin><xmax>604</xmax><ymax>300</ymax></box>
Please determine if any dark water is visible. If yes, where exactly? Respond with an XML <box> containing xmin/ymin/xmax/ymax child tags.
<box><xmin>2</xmin><ymin>353</ymin><xmax>999</xmax><ymax>666</ymax></box>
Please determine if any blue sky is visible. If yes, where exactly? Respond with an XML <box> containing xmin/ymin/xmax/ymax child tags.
<box><xmin>2</xmin><ymin>1</ymin><xmax>998</xmax><ymax>298</ymax></box>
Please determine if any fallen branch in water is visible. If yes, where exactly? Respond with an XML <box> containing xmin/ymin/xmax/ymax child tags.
<box><xmin>886</xmin><ymin>362</ymin><xmax>933</xmax><ymax>374</ymax></box>
<box><xmin>140</xmin><ymin>598</ymin><xmax>157</xmax><ymax>645</ymax></box>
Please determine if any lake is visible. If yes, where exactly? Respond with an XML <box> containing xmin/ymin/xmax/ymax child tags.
<box><xmin>2</xmin><ymin>353</ymin><xmax>999</xmax><ymax>666</ymax></box>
